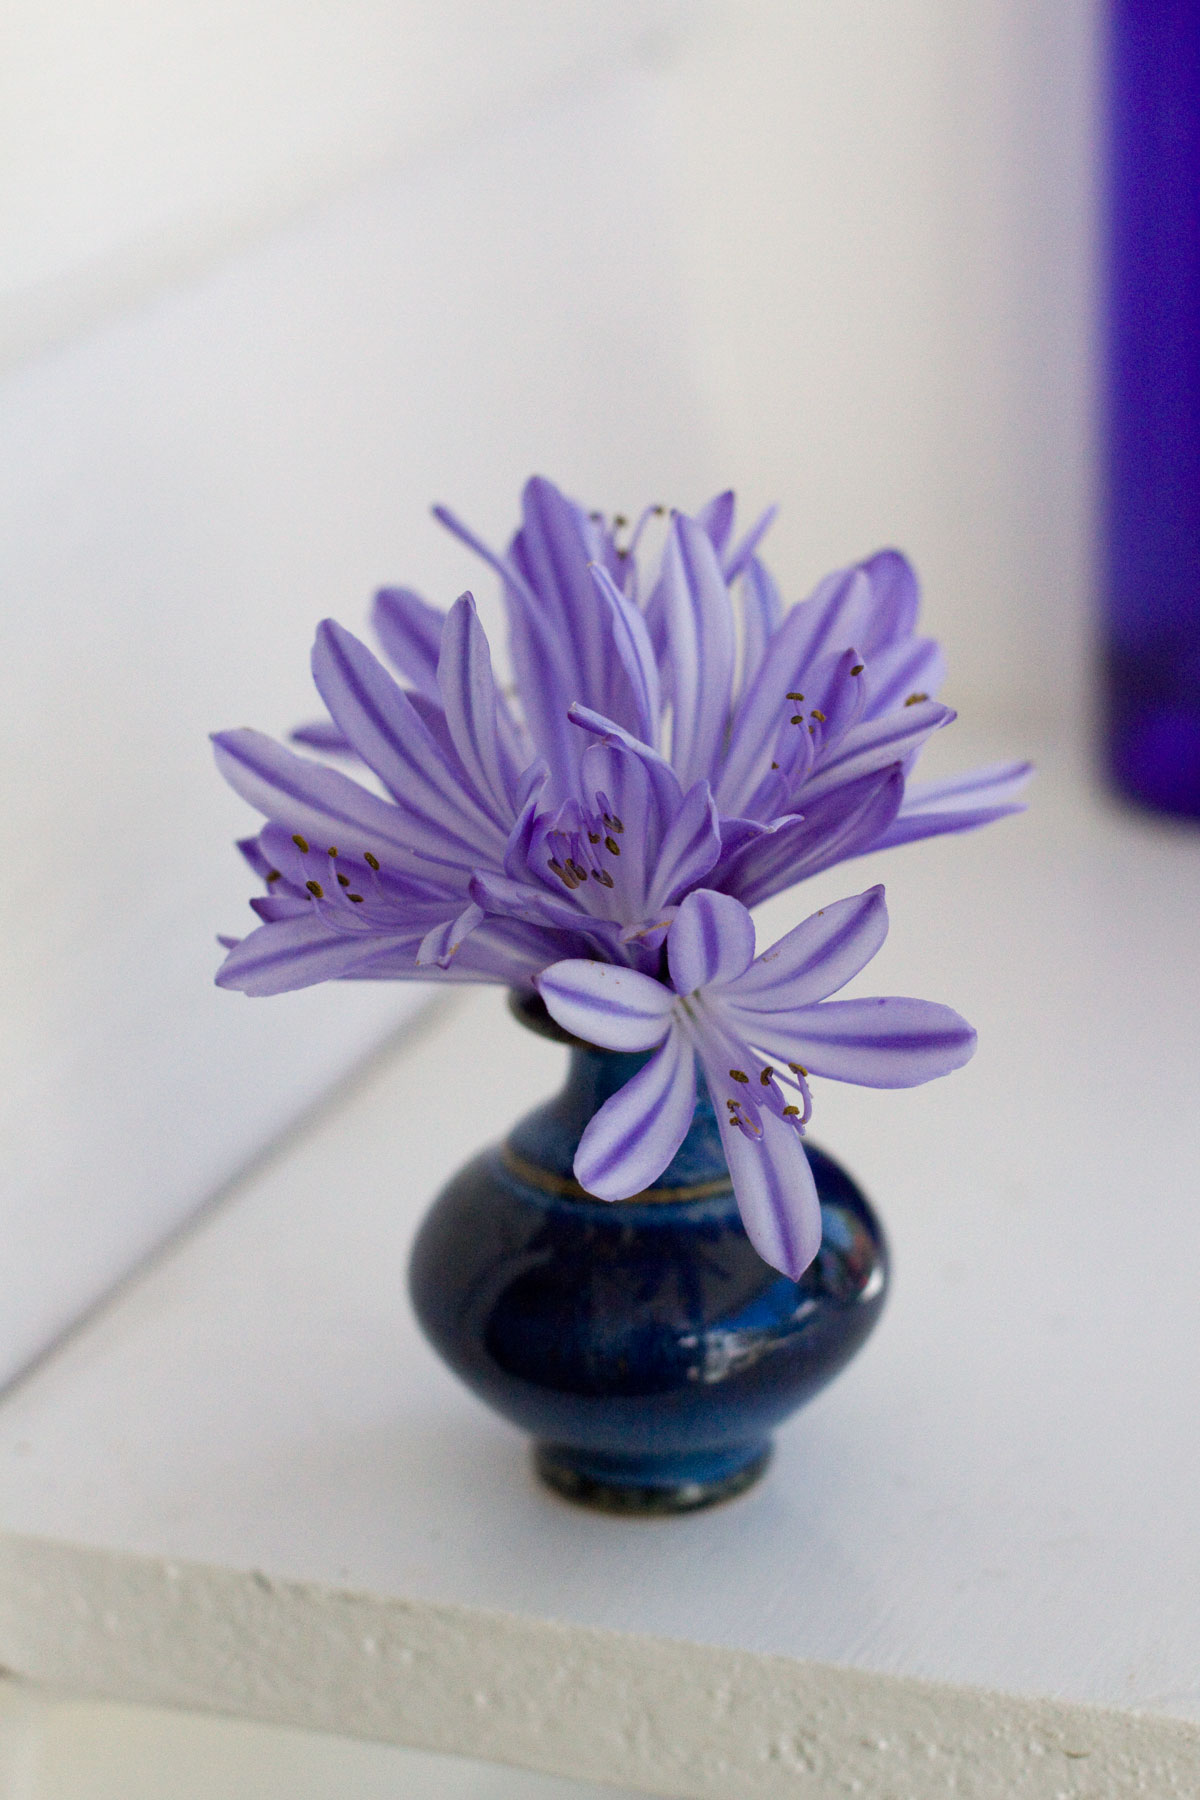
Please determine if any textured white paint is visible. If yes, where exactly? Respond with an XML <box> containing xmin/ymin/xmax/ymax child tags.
<box><xmin>0</xmin><ymin>1677</ymin><xmax>635</xmax><ymax>1800</ymax></box>
<box><xmin>1</xmin><ymin>1535</ymin><xmax>1197</xmax><ymax>1800</ymax></box>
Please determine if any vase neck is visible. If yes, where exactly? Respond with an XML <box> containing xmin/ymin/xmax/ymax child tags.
<box><xmin>505</xmin><ymin>1019</ymin><xmax>729</xmax><ymax>1199</ymax></box>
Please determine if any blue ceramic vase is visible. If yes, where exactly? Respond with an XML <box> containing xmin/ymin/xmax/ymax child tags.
<box><xmin>408</xmin><ymin>991</ymin><xmax>888</xmax><ymax>1513</ymax></box>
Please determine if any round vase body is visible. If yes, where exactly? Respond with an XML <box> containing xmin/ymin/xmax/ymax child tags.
<box><xmin>408</xmin><ymin>999</ymin><xmax>888</xmax><ymax>1513</ymax></box>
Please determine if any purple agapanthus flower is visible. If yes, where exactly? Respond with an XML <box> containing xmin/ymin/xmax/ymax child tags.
<box><xmin>536</xmin><ymin>887</ymin><xmax>975</xmax><ymax>1278</ymax></box>
<box><xmin>215</xmin><ymin>476</ymin><xmax>1029</xmax><ymax>997</ymax></box>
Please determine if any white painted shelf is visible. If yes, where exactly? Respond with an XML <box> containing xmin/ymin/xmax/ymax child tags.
<box><xmin>2</xmin><ymin>729</ymin><xmax>1199</xmax><ymax>1799</ymax></box>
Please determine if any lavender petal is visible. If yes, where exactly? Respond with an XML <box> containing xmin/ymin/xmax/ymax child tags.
<box><xmin>436</xmin><ymin>594</ymin><xmax>522</xmax><ymax>821</ymax></box>
<box><xmin>371</xmin><ymin>586</ymin><xmax>446</xmax><ymax>700</ymax></box>
<box><xmin>716</xmin><ymin>1105</ymin><xmax>823</xmax><ymax>1279</ymax></box>
<box><xmin>589</xmin><ymin>563</ymin><xmax>661</xmax><ymax>744</ymax></box>
<box><xmin>712</xmin><ymin>767</ymin><xmax>904</xmax><ymax>908</ymax></box>
<box><xmin>739</xmin><ymin>996</ymin><xmax>977</xmax><ymax>1087</ymax></box>
<box><xmin>573</xmin><ymin>1029</ymin><xmax>696</xmax><ymax>1200</ymax></box>
<box><xmin>667</xmin><ymin>889</ymin><xmax>757</xmax><ymax>994</ymax></box>
<box><xmin>659</xmin><ymin>514</ymin><xmax>736</xmax><ymax>789</ymax></box>
<box><xmin>312</xmin><ymin>620</ymin><xmax>509</xmax><ymax>862</ymax></box>
<box><xmin>646</xmin><ymin>780</ymin><xmax>722</xmax><ymax>912</ymax></box>
<box><xmin>213</xmin><ymin>728</ymin><xmax>454</xmax><ymax>870</ymax></box>
<box><xmin>215</xmin><ymin>913</ymin><xmax>412</xmax><ymax>995</ymax></box>
<box><xmin>729</xmin><ymin>886</ymin><xmax>889</xmax><ymax>1010</ymax></box>
<box><xmin>799</xmin><ymin>700</ymin><xmax>953</xmax><ymax>803</ymax></box>
<box><xmin>537</xmin><ymin>959</ymin><xmax>676</xmax><ymax>1051</ymax></box>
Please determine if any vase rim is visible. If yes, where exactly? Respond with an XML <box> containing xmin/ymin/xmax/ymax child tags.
<box><xmin>507</xmin><ymin>986</ymin><xmax>599</xmax><ymax>1050</ymax></box>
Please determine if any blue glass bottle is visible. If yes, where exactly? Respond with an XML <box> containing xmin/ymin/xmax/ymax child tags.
<box><xmin>408</xmin><ymin>992</ymin><xmax>888</xmax><ymax>1514</ymax></box>
<box><xmin>1104</xmin><ymin>2</ymin><xmax>1200</xmax><ymax>816</ymax></box>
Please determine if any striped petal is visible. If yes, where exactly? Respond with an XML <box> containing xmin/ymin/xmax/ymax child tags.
<box><xmin>869</xmin><ymin>761</ymin><xmax>1034</xmax><ymax>851</ymax></box>
<box><xmin>436</xmin><ymin>593</ymin><xmax>521</xmax><ymax>821</ymax></box>
<box><xmin>537</xmin><ymin>960</ymin><xmax>675</xmax><ymax>1052</ymax></box>
<box><xmin>799</xmin><ymin>700</ymin><xmax>953</xmax><ymax>803</ymax></box>
<box><xmin>645</xmin><ymin>781</ymin><xmax>722</xmax><ymax>912</ymax></box>
<box><xmin>371</xmin><ymin>586</ymin><xmax>446</xmax><ymax>699</ymax></box>
<box><xmin>731</xmin><ymin>887</ymin><xmax>889</xmax><ymax>1010</ymax></box>
<box><xmin>738</xmin><ymin>996</ymin><xmax>977</xmax><ymax>1087</ymax></box>
<box><xmin>860</xmin><ymin>635</ymin><xmax>946</xmax><ymax>718</ymax></box>
<box><xmin>312</xmin><ymin>620</ymin><xmax>509</xmax><ymax>863</ymax></box>
<box><xmin>215</xmin><ymin>913</ymin><xmax>415</xmax><ymax>996</ymax></box>
<box><xmin>213</xmin><ymin>729</ymin><xmax>444</xmax><ymax>869</ymax></box>
<box><xmin>667</xmin><ymin>889</ymin><xmax>756</xmax><ymax>994</ymax></box>
<box><xmin>659</xmin><ymin>513</ymin><xmax>736</xmax><ymax>788</ymax></box>
<box><xmin>573</xmin><ymin>1028</ymin><xmax>696</xmax><ymax>1200</ymax></box>
<box><xmin>589</xmin><ymin>562</ymin><xmax>661</xmax><ymax>744</ymax></box>
<box><xmin>712</xmin><ymin>767</ymin><xmax>904</xmax><ymax>908</ymax></box>
<box><xmin>723</xmin><ymin>504</ymin><xmax>778</xmax><ymax>585</ymax></box>
<box><xmin>715</xmin><ymin>1104</ymin><xmax>823</xmax><ymax>1279</ymax></box>
<box><xmin>856</xmin><ymin>549</ymin><xmax>920</xmax><ymax>653</ymax></box>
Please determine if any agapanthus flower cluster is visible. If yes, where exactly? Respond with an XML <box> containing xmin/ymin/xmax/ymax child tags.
<box><xmin>214</xmin><ymin>477</ymin><xmax>1026</xmax><ymax>1275</ymax></box>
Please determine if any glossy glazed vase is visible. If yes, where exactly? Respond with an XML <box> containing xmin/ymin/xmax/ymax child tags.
<box><xmin>408</xmin><ymin>992</ymin><xmax>888</xmax><ymax>1514</ymax></box>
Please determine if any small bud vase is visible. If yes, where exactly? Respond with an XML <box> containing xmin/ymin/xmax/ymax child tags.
<box><xmin>408</xmin><ymin>991</ymin><xmax>888</xmax><ymax>1514</ymax></box>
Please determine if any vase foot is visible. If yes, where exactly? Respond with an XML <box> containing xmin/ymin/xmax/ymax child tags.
<box><xmin>534</xmin><ymin>1440</ymin><xmax>772</xmax><ymax>1515</ymax></box>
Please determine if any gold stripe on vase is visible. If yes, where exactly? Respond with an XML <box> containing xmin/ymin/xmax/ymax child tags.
<box><xmin>500</xmin><ymin>1144</ymin><xmax>732</xmax><ymax>1205</ymax></box>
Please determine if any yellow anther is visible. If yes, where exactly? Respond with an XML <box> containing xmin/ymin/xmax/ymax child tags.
<box><xmin>292</xmin><ymin>834</ymin><xmax>309</xmax><ymax>853</ymax></box>
<box><xmin>904</xmin><ymin>692</ymin><xmax>929</xmax><ymax>706</ymax></box>
<box><xmin>305</xmin><ymin>879</ymin><xmax>324</xmax><ymax>898</ymax></box>
<box><xmin>729</xmin><ymin>1069</ymin><xmax>750</xmax><ymax>1083</ymax></box>
<box><xmin>364</xmin><ymin>852</ymin><xmax>381</xmax><ymax>870</ymax></box>
<box><xmin>850</xmin><ymin>663</ymin><xmax>864</xmax><ymax>676</ymax></box>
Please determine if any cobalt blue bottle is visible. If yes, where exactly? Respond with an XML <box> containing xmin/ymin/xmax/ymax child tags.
<box><xmin>408</xmin><ymin>991</ymin><xmax>888</xmax><ymax>1514</ymax></box>
<box><xmin>1104</xmin><ymin>1</ymin><xmax>1200</xmax><ymax>816</ymax></box>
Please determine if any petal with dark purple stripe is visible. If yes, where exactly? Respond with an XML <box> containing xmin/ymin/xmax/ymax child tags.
<box><xmin>573</xmin><ymin>1028</ymin><xmax>696</xmax><ymax>1200</ymax></box>
<box><xmin>739</xmin><ymin>996</ymin><xmax>977</xmax><ymax>1087</ymax></box>
<box><xmin>537</xmin><ymin>959</ymin><xmax>675</xmax><ymax>1051</ymax></box>
<box><xmin>715</xmin><ymin>1104</ymin><xmax>823</xmax><ymax>1279</ymax></box>
<box><xmin>731</xmin><ymin>887</ymin><xmax>889</xmax><ymax>1010</ymax></box>
<box><xmin>667</xmin><ymin>889</ymin><xmax>756</xmax><ymax>994</ymax></box>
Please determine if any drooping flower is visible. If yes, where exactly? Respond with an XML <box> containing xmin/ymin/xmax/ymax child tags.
<box><xmin>536</xmin><ymin>887</ymin><xmax>976</xmax><ymax>1277</ymax></box>
<box><xmin>216</xmin><ymin>475</ymin><xmax>1029</xmax><ymax>994</ymax></box>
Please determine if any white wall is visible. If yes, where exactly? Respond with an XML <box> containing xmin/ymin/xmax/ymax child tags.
<box><xmin>656</xmin><ymin>1</ymin><xmax>1098</xmax><ymax>730</ymax></box>
<box><xmin>0</xmin><ymin>2</ymin><xmax>676</xmax><ymax>367</ymax></box>
<box><xmin>0</xmin><ymin>2</ymin><xmax>1098</xmax><ymax>1384</ymax></box>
